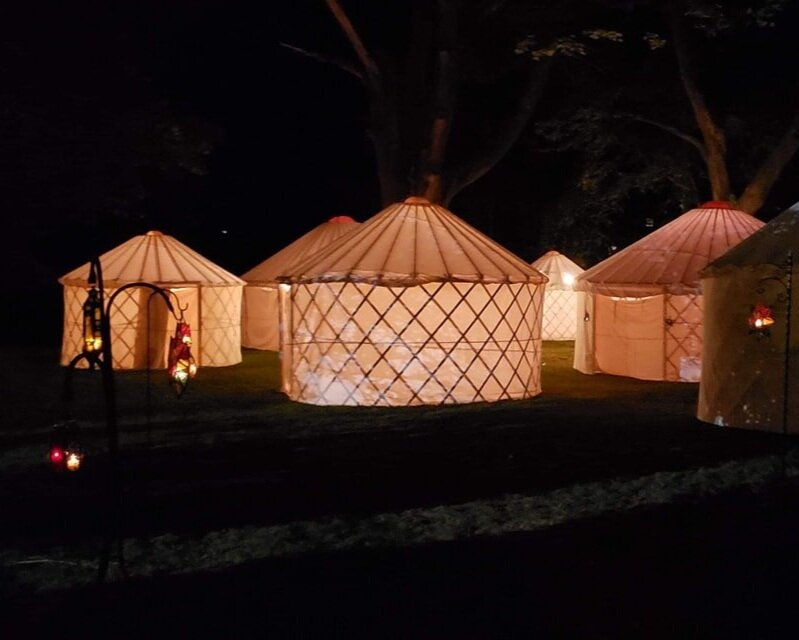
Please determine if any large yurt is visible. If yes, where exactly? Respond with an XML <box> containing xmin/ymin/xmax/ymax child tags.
<box><xmin>240</xmin><ymin>215</ymin><xmax>360</xmax><ymax>351</ymax></box>
<box><xmin>277</xmin><ymin>196</ymin><xmax>548</xmax><ymax>407</ymax></box>
<box><xmin>530</xmin><ymin>250</ymin><xmax>585</xmax><ymax>340</ymax></box>
<box><xmin>573</xmin><ymin>201</ymin><xmax>764</xmax><ymax>382</ymax></box>
<box><xmin>698</xmin><ymin>202</ymin><xmax>799</xmax><ymax>433</ymax></box>
<box><xmin>59</xmin><ymin>230</ymin><xmax>245</xmax><ymax>369</ymax></box>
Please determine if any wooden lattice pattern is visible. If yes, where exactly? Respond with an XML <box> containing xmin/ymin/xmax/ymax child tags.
<box><xmin>664</xmin><ymin>293</ymin><xmax>703</xmax><ymax>382</ymax></box>
<box><xmin>541</xmin><ymin>289</ymin><xmax>578</xmax><ymax>341</ymax></box>
<box><xmin>283</xmin><ymin>280</ymin><xmax>544</xmax><ymax>406</ymax></box>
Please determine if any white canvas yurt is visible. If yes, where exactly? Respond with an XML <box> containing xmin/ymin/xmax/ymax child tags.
<box><xmin>277</xmin><ymin>196</ymin><xmax>548</xmax><ymax>407</ymax></box>
<box><xmin>698</xmin><ymin>202</ymin><xmax>799</xmax><ymax>433</ymax></box>
<box><xmin>240</xmin><ymin>216</ymin><xmax>360</xmax><ymax>351</ymax></box>
<box><xmin>59</xmin><ymin>230</ymin><xmax>245</xmax><ymax>369</ymax></box>
<box><xmin>530</xmin><ymin>250</ymin><xmax>585</xmax><ymax>340</ymax></box>
<box><xmin>573</xmin><ymin>201</ymin><xmax>764</xmax><ymax>382</ymax></box>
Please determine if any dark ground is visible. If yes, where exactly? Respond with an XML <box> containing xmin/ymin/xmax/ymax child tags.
<box><xmin>6</xmin><ymin>476</ymin><xmax>799</xmax><ymax>639</ymax></box>
<box><xmin>3</xmin><ymin>344</ymin><xmax>799</xmax><ymax>638</ymax></box>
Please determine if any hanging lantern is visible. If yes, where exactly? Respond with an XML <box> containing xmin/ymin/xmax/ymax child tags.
<box><xmin>82</xmin><ymin>287</ymin><xmax>103</xmax><ymax>356</ymax></box>
<box><xmin>168</xmin><ymin>321</ymin><xmax>197</xmax><ymax>396</ymax></box>
<box><xmin>49</xmin><ymin>421</ymin><xmax>83</xmax><ymax>472</ymax></box>
<box><xmin>748</xmin><ymin>302</ymin><xmax>775</xmax><ymax>337</ymax></box>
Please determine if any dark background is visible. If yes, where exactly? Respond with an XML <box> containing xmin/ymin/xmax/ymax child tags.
<box><xmin>3</xmin><ymin>0</ymin><xmax>799</xmax><ymax>346</ymax></box>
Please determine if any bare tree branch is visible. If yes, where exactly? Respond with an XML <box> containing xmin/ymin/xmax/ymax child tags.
<box><xmin>616</xmin><ymin>112</ymin><xmax>706</xmax><ymax>160</ymax></box>
<box><xmin>444</xmin><ymin>57</ymin><xmax>553</xmax><ymax>204</ymax></box>
<box><xmin>324</xmin><ymin>0</ymin><xmax>381</xmax><ymax>86</ymax></box>
<box><xmin>278</xmin><ymin>43</ymin><xmax>363</xmax><ymax>80</ymax></box>
<box><xmin>737</xmin><ymin>109</ymin><xmax>799</xmax><ymax>214</ymax></box>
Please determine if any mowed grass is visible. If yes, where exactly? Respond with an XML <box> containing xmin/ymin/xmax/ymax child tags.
<box><xmin>3</xmin><ymin>340</ymin><xmax>799</xmax><ymax>606</ymax></box>
<box><xmin>0</xmin><ymin>340</ymin><xmax>793</xmax><ymax>551</ymax></box>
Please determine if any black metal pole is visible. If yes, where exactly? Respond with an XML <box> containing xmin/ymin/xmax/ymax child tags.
<box><xmin>782</xmin><ymin>251</ymin><xmax>793</xmax><ymax>436</ymax></box>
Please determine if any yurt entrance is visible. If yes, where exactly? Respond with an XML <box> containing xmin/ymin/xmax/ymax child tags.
<box><xmin>106</xmin><ymin>284</ymin><xmax>200</xmax><ymax>370</ymax></box>
<box><xmin>594</xmin><ymin>295</ymin><xmax>665</xmax><ymax>380</ymax></box>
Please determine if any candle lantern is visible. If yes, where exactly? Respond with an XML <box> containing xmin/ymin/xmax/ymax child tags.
<box><xmin>82</xmin><ymin>287</ymin><xmax>103</xmax><ymax>357</ymax></box>
<box><xmin>168</xmin><ymin>321</ymin><xmax>197</xmax><ymax>396</ymax></box>
<box><xmin>748</xmin><ymin>302</ymin><xmax>775</xmax><ymax>337</ymax></box>
<box><xmin>49</xmin><ymin>420</ymin><xmax>83</xmax><ymax>472</ymax></box>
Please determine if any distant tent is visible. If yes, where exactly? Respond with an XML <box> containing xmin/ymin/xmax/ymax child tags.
<box><xmin>530</xmin><ymin>250</ymin><xmax>585</xmax><ymax>340</ymax></box>
<box><xmin>574</xmin><ymin>202</ymin><xmax>764</xmax><ymax>382</ymax></box>
<box><xmin>240</xmin><ymin>216</ymin><xmax>360</xmax><ymax>351</ymax></box>
<box><xmin>277</xmin><ymin>197</ymin><xmax>548</xmax><ymax>407</ymax></box>
<box><xmin>698</xmin><ymin>202</ymin><xmax>799</xmax><ymax>433</ymax></box>
<box><xmin>59</xmin><ymin>230</ymin><xmax>245</xmax><ymax>370</ymax></box>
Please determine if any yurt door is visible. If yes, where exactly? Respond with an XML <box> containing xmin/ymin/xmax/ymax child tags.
<box><xmin>594</xmin><ymin>294</ymin><xmax>665</xmax><ymax>381</ymax></box>
<box><xmin>664</xmin><ymin>293</ymin><xmax>703</xmax><ymax>382</ymax></box>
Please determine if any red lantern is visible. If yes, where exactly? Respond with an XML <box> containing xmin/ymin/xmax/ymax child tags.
<box><xmin>168</xmin><ymin>321</ymin><xmax>197</xmax><ymax>396</ymax></box>
<box><xmin>748</xmin><ymin>303</ymin><xmax>775</xmax><ymax>336</ymax></box>
<box><xmin>49</xmin><ymin>421</ymin><xmax>83</xmax><ymax>472</ymax></box>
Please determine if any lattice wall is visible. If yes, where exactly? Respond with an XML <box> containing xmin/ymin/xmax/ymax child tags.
<box><xmin>664</xmin><ymin>293</ymin><xmax>703</xmax><ymax>382</ymax></box>
<box><xmin>541</xmin><ymin>289</ymin><xmax>578</xmax><ymax>340</ymax></box>
<box><xmin>281</xmin><ymin>280</ymin><xmax>544</xmax><ymax>406</ymax></box>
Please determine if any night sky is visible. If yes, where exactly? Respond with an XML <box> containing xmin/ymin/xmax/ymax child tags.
<box><xmin>4</xmin><ymin>0</ymin><xmax>799</xmax><ymax>344</ymax></box>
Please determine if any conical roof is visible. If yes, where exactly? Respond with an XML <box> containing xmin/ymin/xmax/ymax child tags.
<box><xmin>59</xmin><ymin>230</ymin><xmax>244</xmax><ymax>288</ymax></box>
<box><xmin>241</xmin><ymin>216</ymin><xmax>360</xmax><ymax>285</ymax></box>
<box><xmin>281</xmin><ymin>197</ymin><xmax>547</xmax><ymax>286</ymax></box>
<box><xmin>530</xmin><ymin>250</ymin><xmax>584</xmax><ymax>289</ymax></box>
<box><xmin>702</xmin><ymin>201</ymin><xmax>799</xmax><ymax>276</ymax></box>
<box><xmin>575</xmin><ymin>201</ymin><xmax>764</xmax><ymax>296</ymax></box>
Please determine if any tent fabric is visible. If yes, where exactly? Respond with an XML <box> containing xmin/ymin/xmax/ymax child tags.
<box><xmin>698</xmin><ymin>202</ymin><xmax>799</xmax><ymax>433</ymax></box>
<box><xmin>59</xmin><ymin>230</ymin><xmax>244</xmax><ymax>370</ymax></box>
<box><xmin>574</xmin><ymin>202</ymin><xmax>765</xmax><ymax>297</ymax></box>
<box><xmin>240</xmin><ymin>216</ymin><xmax>360</xmax><ymax>350</ymax></box>
<box><xmin>530</xmin><ymin>250</ymin><xmax>585</xmax><ymax>340</ymax></box>
<box><xmin>573</xmin><ymin>202</ymin><xmax>764</xmax><ymax>382</ymax></box>
<box><xmin>278</xmin><ymin>197</ymin><xmax>548</xmax><ymax>407</ymax></box>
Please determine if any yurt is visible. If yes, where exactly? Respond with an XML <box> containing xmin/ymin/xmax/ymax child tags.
<box><xmin>59</xmin><ymin>230</ymin><xmax>245</xmax><ymax>369</ymax></box>
<box><xmin>277</xmin><ymin>196</ymin><xmax>548</xmax><ymax>407</ymax></box>
<box><xmin>698</xmin><ymin>202</ymin><xmax>799</xmax><ymax>433</ymax></box>
<box><xmin>573</xmin><ymin>202</ymin><xmax>764</xmax><ymax>382</ymax></box>
<box><xmin>240</xmin><ymin>216</ymin><xmax>360</xmax><ymax>351</ymax></box>
<box><xmin>530</xmin><ymin>250</ymin><xmax>585</xmax><ymax>340</ymax></box>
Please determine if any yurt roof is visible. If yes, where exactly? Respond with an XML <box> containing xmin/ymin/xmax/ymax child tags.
<box><xmin>530</xmin><ymin>250</ymin><xmax>584</xmax><ymax>289</ymax></box>
<box><xmin>574</xmin><ymin>201</ymin><xmax>765</xmax><ymax>296</ymax></box>
<box><xmin>702</xmin><ymin>201</ymin><xmax>799</xmax><ymax>277</ymax></box>
<box><xmin>241</xmin><ymin>215</ymin><xmax>360</xmax><ymax>286</ymax></box>
<box><xmin>59</xmin><ymin>230</ymin><xmax>245</xmax><ymax>288</ymax></box>
<box><xmin>280</xmin><ymin>197</ymin><xmax>548</xmax><ymax>286</ymax></box>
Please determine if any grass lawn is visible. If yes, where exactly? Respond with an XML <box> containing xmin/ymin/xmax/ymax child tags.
<box><xmin>2</xmin><ymin>341</ymin><xmax>798</xmax><ymax>637</ymax></box>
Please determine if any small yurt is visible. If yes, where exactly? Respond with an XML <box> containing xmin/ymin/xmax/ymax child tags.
<box><xmin>59</xmin><ymin>230</ymin><xmax>245</xmax><ymax>369</ymax></box>
<box><xmin>240</xmin><ymin>216</ymin><xmax>360</xmax><ymax>351</ymax></box>
<box><xmin>530</xmin><ymin>250</ymin><xmax>585</xmax><ymax>340</ymax></box>
<box><xmin>277</xmin><ymin>196</ymin><xmax>548</xmax><ymax>407</ymax></box>
<box><xmin>574</xmin><ymin>202</ymin><xmax>764</xmax><ymax>382</ymax></box>
<box><xmin>698</xmin><ymin>202</ymin><xmax>799</xmax><ymax>433</ymax></box>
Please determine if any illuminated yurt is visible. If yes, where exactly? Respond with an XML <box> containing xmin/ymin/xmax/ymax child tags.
<box><xmin>698</xmin><ymin>202</ymin><xmax>799</xmax><ymax>433</ymax></box>
<box><xmin>530</xmin><ymin>250</ymin><xmax>585</xmax><ymax>340</ymax></box>
<box><xmin>59</xmin><ymin>230</ymin><xmax>245</xmax><ymax>369</ymax></box>
<box><xmin>573</xmin><ymin>202</ymin><xmax>764</xmax><ymax>382</ymax></box>
<box><xmin>277</xmin><ymin>196</ymin><xmax>548</xmax><ymax>407</ymax></box>
<box><xmin>241</xmin><ymin>216</ymin><xmax>360</xmax><ymax>351</ymax></box>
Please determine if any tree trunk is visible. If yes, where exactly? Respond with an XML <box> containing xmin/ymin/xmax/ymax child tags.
<box><xmin>667</xmin><ymin>4</ymin><xmax>731</xmax><ymax>202</ymax></box>
<box><xmin>416</xmin><ymin>0</ymin><xmax>458</xmax><ymax>203</ymax></box>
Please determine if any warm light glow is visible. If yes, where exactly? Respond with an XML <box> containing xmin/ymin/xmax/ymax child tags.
<box><xmin>563</xmin><ymin>273</ymin><xmax>575</xmax><ymax>287</ymax></box>
<box><xmin>50</xmin><ymin>448</ymin><xmax>64</xmax><ymax>463</ymax></box>
<box><xmin>749</xmin><ymin>303</ymin><xmax>775</xmax><ymax>333</ymax></box>
<box><xmin>82</xmin><ymin>287</ymin><xmax>103</xmax><ymax>355</ymax></box>
<box><xmin>168</xmin><ymin>321</ymin><xmax>198</xmax><ymax>396</ymax></box>
<box><xmin>65</xmin><ymin>451</ymin><xmax>82</xmax><ymax>471</ymax></box>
